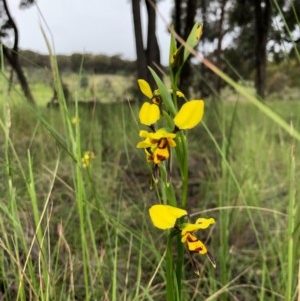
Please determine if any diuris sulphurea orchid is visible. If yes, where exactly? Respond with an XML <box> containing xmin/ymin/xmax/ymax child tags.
<box><xmin>137</xmin><ymin>99</ymin><xmax>204</xmax><ymax>181</ymax></box>
<box><xmin>149</xmin><ymin>204</ymin><xmax>216</xmax><ymax>274</ymax></box>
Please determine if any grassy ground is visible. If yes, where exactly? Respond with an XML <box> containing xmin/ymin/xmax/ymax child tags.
<box><xmin>0</xmin><ymin>70</ymin><xmax>134</xmax><ymax>107</ymax></box>
<box><xmin>0</xmin><ymin>72</ymin><xmax>299</xmax><ymax>300</ymax></box>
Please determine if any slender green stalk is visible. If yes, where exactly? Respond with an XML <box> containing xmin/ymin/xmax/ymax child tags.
<box><xmin>179</xmin><ymin>131</ymin><xmax>189</xmax><ymax>209</ymax></box>
<box><xmin>134</xmin><ymin>226</ymin><xmax>144</xmax><ymax>300</ymax></box>
<box><xmin>112</xmin><ymin>227</ymin><xmax>119</xmax><ymax>301</ymax></box>
<box><xmin>166</xmin><ymin>235</ymin><xmax>176</xmax><ymax>301</ymax></box>
<box><xmin>175</xmin><ymin>235</ymin><xmax>184</xmax><ymax>301</ymax></box>
<box><xmin>285</xmin><ymin>132</ymin><xmax>297</xmax><ymax>300</ymax></box>
<box><xmin>219</xmin><ymin>104</ymin><xmax>230</xmax><ymax>289</ymax></box>
<box><xmin>73</xmin><ymin>106</ymin><xmax>90</xmax><ymax>299</ymax></box>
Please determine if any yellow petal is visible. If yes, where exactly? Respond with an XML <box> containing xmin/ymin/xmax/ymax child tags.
<box><xmin>174</xmin><ymin>100</ymin><xmax>204</xmax><ymax>130</ymax></box>
<box><xmin>176</xmin><ymin>91</ymin><xmax>185</xmax><ymax>98</ymax></box>
<box><xmin>149</xmin><ymin>204</ymin><xmax>187</xmax><ymax>230</ymax></box>
<box><xmin>181</xmin><ymin>232</ymin><xmax>207</xmax><ymax>254</ymax></box>
<box><xmin>187</xmin><ymin>239</ymin><xmax>207</xmax><ymax>254</ymax></box>
<box><xmin>136</xmin><ymin>138</ymin><xmax>152</xmax><ymax>149</ymax></box>
<box><xmin>138</xmin><ymin>79</ymin><xmax>153</xmax><ymax>99</ymax></box>
<box><xmin>139</xmin><ymin>130</ymin><xmax>150</xmax><ymax>138</ymax></box>
<box><xmin>148</xmin><ymin>128</ymin><xmax>176</xmax><ymax>140</ymax></box>
<box><xmin>181</xmin><ymin>218</ymin><xmax>215</xmax><ymax>235</ymax></box>
<box><xmin>154</xmin><ymin>147</ymin><xmax>169</xmax><ymax>164</ymax></box>
<box><xmin>167</xmin><ymin>137</ymin><xmax>176</xmax><ymax>147</ymax></box>
<box><xmin>139</xmin><ymin>102</ymin><xmax>160</xmax><ymax>126</ymax></box>
<box><xmin>194</xmin><ymin>217</ymin><xmax>215</xmax><ymax>227</ymax></box>
<box><xmin>196</xmin><ymin>24</ymin><xmax>203</xmax><ymax>41</ymax></box>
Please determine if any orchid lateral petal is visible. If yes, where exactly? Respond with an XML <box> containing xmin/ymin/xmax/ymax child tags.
<box><xmin>167</xmin><ymin>137</ymin><xmax>176</xmax><ymax>147</ymax></box>
<box><xmin>139</xmin><ymin>130</ymin><xmax>149</xmax><ymax>138</ymax></box>
<box><xmin>181</xmin><ymin>218</ymin><xmax>215</xmax><ymax>235</ymax></box>
<box><xmin>195</xmin><ymin>217</ymin><xmax>216</xmax><ymax>227</ymax></box>
<box><xmin>136</xmin><ymin>139</ymin><xmax>152</xmax><ymax>149</ymax></box>
<box><xmin>154</xmin><ymin>147</ymin><xmax>170</xmax><ymax>164</ymax></box>
<box><xmin>149</xmin><ymin>204</ymin><xmax>187</xmax><ymax>230</ymax></box>
<box><xmin>139</xmin><ymin>102</ymin><xmax>160</xmax><ymax>126</ymax></box>
<box><xmin>181</xmin><ymin>232</ymin><xmax>207</xmax><ymax>254</ymax></box>
<box><xmin>138</xmin><ymin>79</ymin><xmax>153</xmax><ymax>99</ymax></box>
<box><xmin>147</xmin><ymin>128</ymin><xmax>176</xmax><ymax>140</ymax></box>
<box><xmin>186</xmin><ymin>239</ymin><xmax>207</xmax><ymax>254</ymax></box>
<box><xmin>174</xmin><ymin>100</ymin><xmax>204</xmax><ymax>130</ymax></box>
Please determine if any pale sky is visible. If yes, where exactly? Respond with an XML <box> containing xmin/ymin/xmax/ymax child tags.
<box><xmin>9</xmin><ymin>0</ymin><xmax>173</xmax><ymax>64</ymax></box>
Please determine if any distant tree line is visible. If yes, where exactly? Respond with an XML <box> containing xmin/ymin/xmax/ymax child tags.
<box><xmin>17</xmin><ymin>50</ymin><xmax>137</xmax><ymax>75</ymax></box>
<box><xmin>1</xmin><ymin>0</ymin><xmax>299</xmax><ymax>104</ymax></box>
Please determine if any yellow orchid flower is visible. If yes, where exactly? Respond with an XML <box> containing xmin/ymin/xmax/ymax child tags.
<box><xmin>136</xmin><ymin>100</ymin><xmax>204</xmax><ymax>178</ymax></box>
<box><xmin>149</xmin><ymin>204</ymin><xmax>216</xmax><ymax>269</ymax></box>
<box><xmin>136</xmin><ymin>79</ymin><xmax>205</xmax><ymax>182</ymax></box>
<box><xmin>137</xmin><ymin>129</ymin><xmax>176</xmax><ymax>165</ymax></box>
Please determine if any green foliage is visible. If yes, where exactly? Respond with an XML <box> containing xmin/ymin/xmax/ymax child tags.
<box><xmin>1</xmin><ymin>14</ymin><xmax>300</xmax><ymax>301</ymax></box>
<box><xmin>0</xmin><ymin>88</ymin><xmax>299</xmax><ymax>299</ymax></box>
<box><xmin>227</xmin><ymin>0</ymin><xmax>299</xmax><ymax>64</ymax></box>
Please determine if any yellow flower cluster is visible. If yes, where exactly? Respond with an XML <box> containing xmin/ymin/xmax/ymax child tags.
<box><xmin>136</xmin><ymin>79</ymin><xmax>204</xmax><ymax>169</ymax></box>
<box><xmin>81</xmin><ymin>151</ymin><xmax>95</xmax><ymax>168</ymax></box>
<box><xmin>136</xmin><ymin>23</ymin><xmax>216</xmax><ymax>276</ymax></box>
<box><xmin>149</xmin><ymin>204</ymin><xmax>216</xmax><ymax>271</ymax></box>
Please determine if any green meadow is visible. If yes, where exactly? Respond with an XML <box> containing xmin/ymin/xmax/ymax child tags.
<box><xmin>0</xmin><ymin>65</ymin><xmax>299</xmax><ymax>301</ymax></box>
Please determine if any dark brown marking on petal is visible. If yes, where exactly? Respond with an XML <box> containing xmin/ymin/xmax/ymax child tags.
<box><xmin>158</xmin><ymin>138</ymin><xmax>168</xmax><ymax>149</ymax></box>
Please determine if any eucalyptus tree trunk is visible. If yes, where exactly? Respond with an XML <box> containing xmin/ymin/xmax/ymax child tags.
<box><xmin>180</xmin><ymin>0</ymin><xmax>197</xmax><ymax>96</ymax></box>
<box><xmin>1</xmin><ymin>0</ymin><xmax>35</xmax><ymax>104</ymax></box>
<box><xmin>215</xmin><ymin>0</ymin><xmax>227</xmax><ymax>94</ymax></box>
<box><xmin>145</xmin><ymin>0</ymin><xmax>161</xmax><ymax>84</ymax></box>
<box><xmin>131</xmin><ymin>0</ymin><xmax>161</xmax><ymax>91</ymax></box>
<box><xmin>254</xmin><ymin>0</ymin><xmax>271</xmax><ymax>99</ymax></box>
<box><xmin>131</xmin><ymin>0</ymin><xmax>148</xmax><ymax>81</ymax></box>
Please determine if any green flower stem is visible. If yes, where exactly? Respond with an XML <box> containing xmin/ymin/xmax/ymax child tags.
<box><xmin>160</xmin><ymin>164</ymin><xmax>181</xmax><ymax>300</ymax></box>
<box><xmin>160</xmin><ymin>165</ymin><xmax>176</xmax><ymax>205</ymax></box>
<box><xmin>166</xmin><ymin>235</ymin><xmax>176</xmax><ymax>301</ymax></box>
<box><xmin>176</xmin><ymin>131</ymin><xmax>188</xmax><ymax>300</ymax></box>
<box><xmin>175</xmin><ymin>235</ymin><xmax>184</xmax><ymax>301</ymax></box>
<box><xmin>285</xmin><ymin>139</ymin><xmax>297</xmax><ymax>301</ymax></box>
<box><xmin>179</xmin><ymin>131</ymin><xmax>189</xmax><ymax>209</ymax></box>
<box><xmin>158</xmin><ymin>155</ymin><xmax>182</xmax><ymax>300</ymax></box>
<box><xmin>169</xmin><ymin>56</ymin><xmax>189</xmax><ymax>301</ymax></box>
<box><xmin>171</xmin><ymin>71</ymin><xmax>181</xmax><ymax>110</ymax></box>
